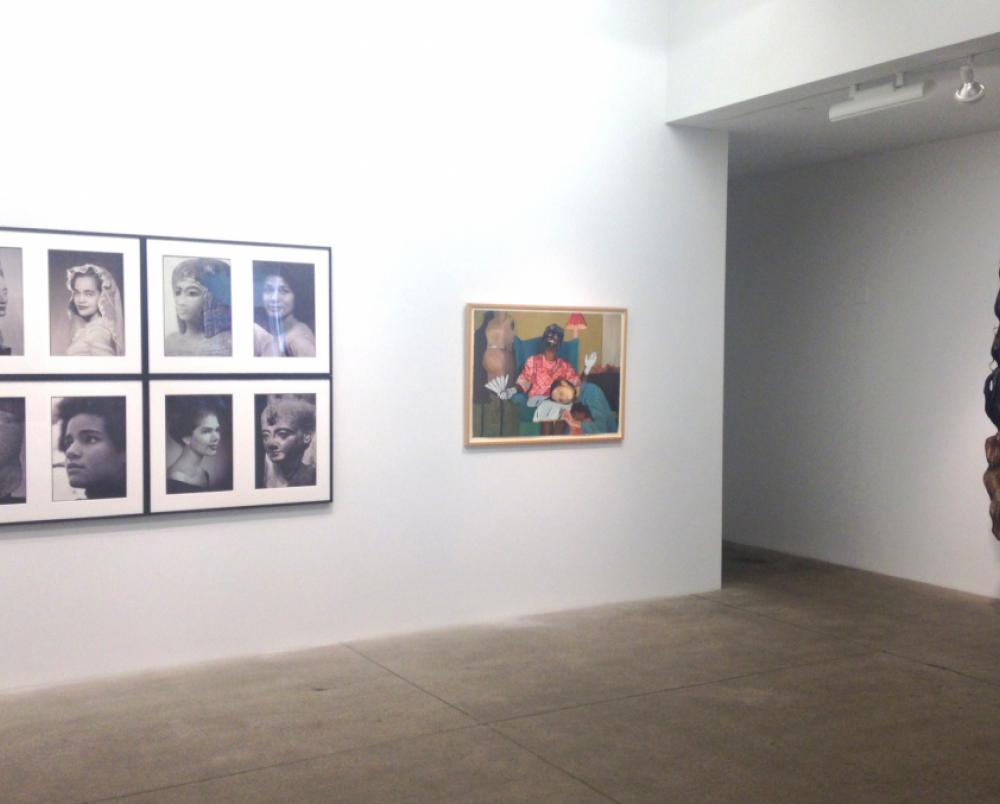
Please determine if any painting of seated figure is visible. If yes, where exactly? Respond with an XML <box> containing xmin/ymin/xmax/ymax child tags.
<box><xmin>465</xmin><ymin>304</ymin><xmax>626</xmax><ymax>446</ymax></box>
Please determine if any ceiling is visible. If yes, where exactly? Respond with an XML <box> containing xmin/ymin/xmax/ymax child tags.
<box><xmin>684</xmin><ymin>42</ymin><xmax>1000</xmax><ymax>177</ymax></box>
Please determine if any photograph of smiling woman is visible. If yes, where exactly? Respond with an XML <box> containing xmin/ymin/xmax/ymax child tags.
<box><xmin>164</xmin><ymin>395</ymin><xmax>233</xmax><ymax>494</ymax></box>
<box><xmin>163</xmin><ymin>257</ymin><xmax>232</xmax><ymax>357</ymax></box>
<box><xmin>48</xmin><ymin>250</ymin><xmax>125</xmax><ymax>357</ymax></box>
<box><xmin>51</xmin><ymin>396</ymin><xmax>127</xmax><ymax>501</ymax></box>
<box><xmin>252</xmin><ymin>261</ymin><xmax>316</xmax><ymax>357</ymax></box>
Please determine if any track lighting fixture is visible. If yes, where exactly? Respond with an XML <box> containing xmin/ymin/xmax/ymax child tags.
<box><xmin>828</xmin><ymin>72</ymin><xmax>931</xmax><ymax>122</ymax></box>
<box><xmin>955</xmin><ymin>62</ymin><xmax>985</xmax><ymax>104</ymax></box>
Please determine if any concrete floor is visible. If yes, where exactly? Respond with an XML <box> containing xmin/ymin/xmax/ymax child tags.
<box><xmin>3</xmin><ymin>543</ymin><xmax>1000</xmax><ymax>803</ymax></box>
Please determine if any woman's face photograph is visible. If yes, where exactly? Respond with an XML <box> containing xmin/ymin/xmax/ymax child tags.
<box><xmin>61</xmin><ymin>413</ymin><xmax>124</xmax><ymax>490</ymax></box>
<box><xmin>0</xmin><ymin>272</ymin><xmax>8</xmax><ymax>318</ymax></box>
<box><xmin>262</xmin><ymin>275</ymin><xmax>295</xmax><ymax>319</ymax></box>
<box><xmin>0</xmin><ymin>406</ymin><xmax>23</xmax><ymax>466</ymax></box>
<box><xmin>186</xmin><ymin>414</ymin><xmax>220</xmax><ymax>457</ymax></box>
<box><xmin>71</xmin><ymin>274</ymin><xmax>100</xmax><ymax>319</ymax></box>
<box><xmin>260</xmin><ymin>412</ymin><xmax>310</xmax><ymax>466</ymax></box>
<box><xmin>173</xmin><ymin>278</ymin><xmax>206</xmax><ymax>326</ymax></box>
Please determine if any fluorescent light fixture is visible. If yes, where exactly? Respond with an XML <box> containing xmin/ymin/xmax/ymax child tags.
<box><xmin>829</xmin><ymin>72</ymin><xmax>932</xmax><ymax>122</ymax></box>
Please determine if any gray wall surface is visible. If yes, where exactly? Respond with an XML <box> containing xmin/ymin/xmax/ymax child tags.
<box><xmin>725</xmin><ymin>129</ymin><xmax>1000</xmax><ymax>598</ymax></box>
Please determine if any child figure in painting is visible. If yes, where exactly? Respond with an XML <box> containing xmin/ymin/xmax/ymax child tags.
<box><xmin>561</xmin><ymin>402</ymin><xmax>593</xmax><ymax>435</ymax></box>
<box><xmin>534</xmin><ymin>375</ymin><xmax>613</xmax><ymax>436</ymax></box>
<box><xmin>533</xmin><ymin>377</ymin><xmax>578</xmax><ymax>435</ymax></box>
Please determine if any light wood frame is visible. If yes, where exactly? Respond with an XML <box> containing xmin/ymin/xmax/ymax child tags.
<box><xmin>465</xmin><ymin>303</ymin><xmax>627</xmax><ymax>447</ymax></box>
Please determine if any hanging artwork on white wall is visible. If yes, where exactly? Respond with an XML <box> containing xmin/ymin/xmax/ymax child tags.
<box><xmin>465</xmin><ymin>304</ymin><xmax>627</xmax><ymax>446</ymax></box>
<box><xmin>0</xmin><ymin>226</ymin><xmax>332</xmax><ymax>526</ymax></box>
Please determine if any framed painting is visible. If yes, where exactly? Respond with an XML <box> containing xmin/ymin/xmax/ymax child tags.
<box><xmin>465</xmin><ymin>304</ymin><xmax>627</xmax><ymax>446</ymax></box>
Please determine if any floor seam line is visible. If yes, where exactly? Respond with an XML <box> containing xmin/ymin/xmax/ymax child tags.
<box><xmin>878</xmin><ymin>648</ymin><xmax>1000</xmax><ymax>689</ymax></box>
<box><xmin>342</xmin><ymin>642</ymin><xmax>481</xmax><ymax>721</ymax></box>
<box><xmin>83</xmin><ymin>722</ymin><xmax>485</xmax><ymax>803</ymax></box>
<box><xmin>692</xmin><ymin>592</ymin><xmax>886</xmax><ymax>651</ymax></box>
<box><xmin>485</xmin><ymin>724</ymin><xmax>623</xmax><ymax>804</ymax></box>
<box><xmin>479</xmin><ymin>648</ymin><xmax>880</xmax><ymax>726</ymax></box>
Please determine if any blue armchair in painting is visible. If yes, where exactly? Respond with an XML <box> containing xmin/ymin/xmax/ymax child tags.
<box><xmin>509</xmin><ymin>336</ymin><xmax>618</xmax><ymax>435</ymax></box>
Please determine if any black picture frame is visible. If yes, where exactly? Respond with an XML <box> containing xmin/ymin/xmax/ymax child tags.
<box><xmin>0</xmin><ymin>225</ymin><xmax>333</xmax><ymax>527</ymax></box>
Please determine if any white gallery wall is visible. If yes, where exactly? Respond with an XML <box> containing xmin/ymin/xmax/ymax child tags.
<box><xmin>726</xmin><ymin>129</ymin><xmax>1000</xmax><ymax>598</ymax></box>
<box><xmin>0</xmin><ymin>1</ymin><xmax>728</xmax><ymax>690</ymax></box>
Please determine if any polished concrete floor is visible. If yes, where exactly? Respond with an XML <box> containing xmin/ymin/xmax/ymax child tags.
<box><xmin>3</xmin><ymin>542</ymin><xmax>1000</xmax><ymax>803</ymax></box>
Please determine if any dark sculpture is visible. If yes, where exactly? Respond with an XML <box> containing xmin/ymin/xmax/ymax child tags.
<box><xmin>983</xmin><ymin>270</ymin><xmax>1000</xmax><ymax>539</ymax></box>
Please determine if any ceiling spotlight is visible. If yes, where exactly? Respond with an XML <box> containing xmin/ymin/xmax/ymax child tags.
<box><xmin>829</xmin><ymin>72</ymin><xmax>931</xmax><ymax>122</ymax></box>
<box><xmin>955</xmin><ymin>63</ymin><xmax>985</xmax><ymax>104</ymax></box>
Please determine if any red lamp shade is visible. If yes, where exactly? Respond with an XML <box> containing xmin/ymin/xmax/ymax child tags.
<box><xmin>565</xmin><ymin>313</ymin><xmax>588</xmax><ymax>334</ymax></box>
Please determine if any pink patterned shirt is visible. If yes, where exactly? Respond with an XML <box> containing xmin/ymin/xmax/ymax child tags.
<box><xmin>515</xmin><ymin>354</ymin><xmax>580</xmax><ymax>396</ymax></box>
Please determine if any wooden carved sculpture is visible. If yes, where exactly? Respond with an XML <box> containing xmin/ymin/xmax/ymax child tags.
<box><xmin>983</xmin><ymin>269</ymin><xmax>1000</xmax><ymax>539</ymax></box>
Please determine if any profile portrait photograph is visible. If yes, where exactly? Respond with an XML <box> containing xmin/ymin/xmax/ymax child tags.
<box><xmin>254</xmin><ymin>393</ymin><xmax>317</xmax><ymax>489</ymax></box>
<box><xmin>48</xmin><ymin>250</ymin><xmax>125</xmax><ymax>358</ymax></box>
<box><xmin>164</xmin><ymin>394</ymin><xmax>233</xmax><ymax>494</ymax></box>
<box><xmin>51</xmin><ymin>396</ymin><xmax>127</xmax><ymax>501</ymax></box>
<box><xmin>0</xmin><ymin>397</ymin><xmax>26</xmax><ymax>504</ymax></box>
<box><xmin>163</xmin><ymin>257</ymin><xmax>232</xmax><ymax>357</ymax></box>
<box><xmin>0</xmin><ymin>248</ymin><xmax>24</xmax><ymax>356</ymax></box>
<box><xmin>252</xmin><ymin>261</ymin><xmax>316</xmax><ymax>357</ymax></box>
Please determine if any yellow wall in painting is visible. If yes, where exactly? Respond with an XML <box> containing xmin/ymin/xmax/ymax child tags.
<box><xmin>473</xmin><ymin>308</ymin><xmax>606</xmax><ymax>372</ymax></box>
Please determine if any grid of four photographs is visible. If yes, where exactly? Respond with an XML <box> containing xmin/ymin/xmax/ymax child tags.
<box><xmin>0</xmin><ymin>228</ymin><xmax>332</xmax><ymax>525</ymax></box>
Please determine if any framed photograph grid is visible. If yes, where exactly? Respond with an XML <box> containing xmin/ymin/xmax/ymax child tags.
<box><xmin>0</xmin><ymin>226</ymin><xmax>332</xmax><ymax>526</ymax></box>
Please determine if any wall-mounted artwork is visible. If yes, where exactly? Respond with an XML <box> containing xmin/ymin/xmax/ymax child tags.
<box><xmin>148</xmin><ymin>379</ymin><xmax>330</xmax><ymax>514</ymax></box>
<box><xmin>0</xmin><ymin>247</ymin><xmax>24</xmax><ymax>357</ymax></box>
<box><xmin>146</xmin><ymin>239</ymin><xmax>330</xmax><ymax>374</ymax></box>
<box><xmin>983</xmin><ymin>268</ymin><xmax>1000</xmax><ymax>540</ymax></box>
<box><xmin>0</xmin><ymin>226</ymin><xmax>332</xmax><ymax>526</ymax></box>
<box><xmin>49</xmin><ymin>251</ymin><xmax>126</xmax><ymax>358</ymax></box>
<box><xmin>0</xmin><ymin>381</ymin><xmax>144</xmax><ymax>524</ymax></box>
<box><xmin>0</xmin><ymin>230</ymin><xmax>142</xmax><ymax>375</ymax></box>
<box><xmin>162</xmin><ymin>256</ymin><xmax>233</xmax><ymax>358</ymax></box>
<box><xmin>465</xmin><ymin>304</ymin><xmax>626</xmax><ymax>446</ymax></box>
<box><xmin>252</xmin><ymin>262</ymin><xmax>317</xmax><ymax>358</ymax></box>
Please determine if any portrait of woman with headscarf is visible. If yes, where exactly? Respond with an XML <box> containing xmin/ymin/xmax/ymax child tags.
<box><xmin>48</xmin><ymin>250</ymin><xmax>126</xmax><ymax>357</ymax></box>
<box><xmin>163</xmin><ymin>257</ymin><xmax>233</xmax><ymax>357</ymax></box>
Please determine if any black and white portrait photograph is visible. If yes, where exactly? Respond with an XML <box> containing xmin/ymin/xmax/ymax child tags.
<box><xmin>164</xmin><ymin>395</ymin><xmax>233</xmax><ymax>494</ymax></box>
<box><xmin>48</xmin><ymin>250</ymin><xmax>126</xmax><ymax>357</ymax></box>
<box><xmin>0</xmin><ymin>398</ymin><xmax>26</xmax><ymax>504</ymax></box>
<box><xmin>51</xmin><ymin>396</ymin><xmax>127</xmax><ymax>501</ymax></box>
<box><xmin>149</xmin><ymin>379</ymin><xmax>329</xmax><ymax>513</ymax></box>
<box><xmin>252</xmin><ymin>262</ymin><xmax>316</xmax><ymax>357</ymax></box>
<box><xmin>255</xmin><ymin>393</ymin><xmax>317</xmax><ymax>489</ymax></box>
<box><xmin>0</xmin><ymin>248</ymin><xmax>24</xmax><ymax>357</ymax></box>
<box><xmin>163</xmin><ymin>257</ymin><xmax>232</xmax><ymax>357</ymax></box>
